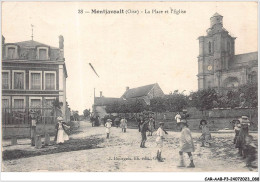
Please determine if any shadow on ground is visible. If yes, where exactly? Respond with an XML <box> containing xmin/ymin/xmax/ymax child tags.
<box><xmin>3</xmin><ymin>137</ymin><xmax>104</xmax><ymax>161</ymax></box>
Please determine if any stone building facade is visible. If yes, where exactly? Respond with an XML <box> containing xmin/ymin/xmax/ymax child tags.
<box><xmin>2</xmin><ymin>35</ymin><xmax>69</xmax><ymax>121</ymax></box>
<box><xmin>197</xmin><ymin>13</ymin><xmax>258</xmax><ymax>90</ymax></box>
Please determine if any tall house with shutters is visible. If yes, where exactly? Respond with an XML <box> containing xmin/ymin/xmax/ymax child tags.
<box><xmin>197</xmin><ymin>13</ymin><xmax>258</xmax><ymax>90</ymax></box>
<box><xmin>2</xmin><ymin>35</ymin><xmax>68</xmax><ymax>121</ymax></box>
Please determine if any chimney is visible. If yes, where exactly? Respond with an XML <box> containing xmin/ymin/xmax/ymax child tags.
<box><xmin>100</xmin><ymin>91</ymin><xmax>103</xmax><ymax>97</ymax></box>
<box><xmin>2</xmin><ymin>35</ymin><xmax>5</xmax><ymax>45</ymax></box>
<box><xmin>126</xmin><ymin>86</ymin><xmax>129</xmax><ymax>91</ymax></box>
<box><xmin>59</xmin><ymin>35</ymin><xmax>64</xmax><ymax>59</ymax></box>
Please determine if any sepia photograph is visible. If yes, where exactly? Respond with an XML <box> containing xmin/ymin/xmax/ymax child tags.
<box><xmin>1</xmin><ymin>1</ymin><xmax>259</xmax><ymax>180</ymax></box>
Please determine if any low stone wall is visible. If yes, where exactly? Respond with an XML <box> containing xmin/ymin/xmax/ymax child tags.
<box><xmin>127</xmin><ymin>107</ymin><xmax>258</xmax><ymax>131</ymax></box>
<box><xmin>2</xmin><ymin>124</ymin><xmax>56</xmax><ymax>139</ymax></box>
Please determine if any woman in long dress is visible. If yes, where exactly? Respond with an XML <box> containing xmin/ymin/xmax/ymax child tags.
<box><xmin>56</xmin><ymin>117</ymin><xmax>70</xmax><ymax>144</ymax></box>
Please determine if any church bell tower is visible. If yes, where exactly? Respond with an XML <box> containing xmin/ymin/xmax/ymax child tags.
<box><xmin>197</xmin><ymin>13</ymin><xmax>236</xmax><ymax>90</ymax></box>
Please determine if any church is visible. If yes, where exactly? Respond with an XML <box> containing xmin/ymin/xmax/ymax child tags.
<box><xmin>197</xmin><ymin>13</ymin><xmax>258</xmax><ymax>90</ymax></box>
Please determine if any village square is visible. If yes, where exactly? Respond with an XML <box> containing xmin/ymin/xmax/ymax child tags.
<box><xmin>1</xmin><ymin>2</ymin><xmax>258</xmax><ymax>175</ymax></box>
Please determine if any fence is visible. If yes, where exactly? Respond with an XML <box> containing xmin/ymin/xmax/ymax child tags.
<box><xmin>2</xmin><ymin>107</ymin><xmax>57</xmax><ymax>139</ymax></box>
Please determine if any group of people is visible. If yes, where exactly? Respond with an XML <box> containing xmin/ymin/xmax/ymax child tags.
<box><xmin>105</xmin><ymin>117</ymin><xmax>128</xmax><ymax>139</ymax></box>
<box><xmin>30</xmin><ymin>113</ymin><xmax>71</xmax><ymax>146</ymax></box>
<box><xmin>103</xmin><ymin>112</ymin><xmax>257</xmax><ymax>169</ymax></box>
<box><xmin>233</xmin><ymin>116</ymin><xmax>257</xmax><ymax>169</ymax></box>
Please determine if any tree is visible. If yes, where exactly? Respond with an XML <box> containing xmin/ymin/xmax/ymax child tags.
<box><xmin>83</xmin><ymin>109</ymin><xmax>91</xmax><ymax>118</ymax></box>
<box><xmin>150</xmin><ymin>97</ymin><xmax>166</xmax><ymax>113</ymax></box>
<box><xmin>189</xmin><ymin>88</ymin><xmax>217</xmax><ymax>112</ymax></box>
<box><xmin>238</xmin><ymin>83</ymin><xmax>257</xmax><ymax>108</ymax></box>
<box><xmin>164</xmin><ymin>92</ymin><xmax>188</xmax><ymax>112</ymax></box>
<box><xmin>71</xmin><ymin>110</ymin><xmax>79</xmax><ymax>121</ymax></box>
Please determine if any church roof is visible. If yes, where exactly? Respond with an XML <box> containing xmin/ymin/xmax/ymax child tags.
<box><xmin>12</xmin><ymin>40</ymin><xmax>58</xmax><ymax>49</ymax></box>
<box><xmin>234</xmin><ymin>52</ymin><xmax>258</xmax><ymax>64</ymax></box>
<box><xmin>121</xmin><ymin>83</ymin><xmax>157</xmax><ymax>99</ymax></box>
<box><xmin>212</xmin><ymin>12</ymin><xmax>223</xmax><ymax>17</ymax></box>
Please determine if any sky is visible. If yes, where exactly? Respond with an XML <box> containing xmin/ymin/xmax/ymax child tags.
<box><xmin>2</xmin><ymin>2</ymin><xmax>258</xmax><ymax>114</ymax></box>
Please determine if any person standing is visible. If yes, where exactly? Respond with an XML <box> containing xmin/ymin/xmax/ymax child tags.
<box><xmin>114</xmin><ymin>117</ymin><xmax>121</xmax><ymax>128</ymax></box>
<box><xmin>30</xmin><ymin>111</ymin><xmax>37</xmax><ymax>146</ymax></box>
<box><xmin>105</xmin><ymin>119</ymin><xmax>112</xmax><ymax>139</ymax></box>
<box><xmin>177</xmin><ymin>120</ymin><xmax>195</xmax><ymax>168</ymax></box>
<box><xmin>137</xmin><ymin>115</ymin><xmax>143</xmax><ymax>132</ymax></box>
<box><xmin>175</xmin><ymin>112</ymin><xmax>181</xmax><ymax>124</ymax></box>
<box><xmin>140</xmin><ymin>117</ymin><xmax>151</xmax><ymax>148</ymax></box>
<box><xmin>236</xmin><ymin>116</ymin><xmax>250</xmax><ymax>157</ymax></box>
<box><xmin>199</xmin><ymin>120</ymin><xmax>212</xmax><ymax>147</ymax></box>
<box><xmin>56</xmin><ymin>117</ymin><xmax>70</xmax><ymax>144</ymax></box>
<box><xmin>243</xmin><ymin>135</ymin><xmax>257</xmax><ymax>169</ymax></box>
<box><xmin>233</xmin><ymin>119</ymin><xmax>241</xmax><ymax>144</ymax></box>
<box><xmin>120</xmin><ymin>117</ymin><xmax>127</xmax><ymax>133</ymax></box>
<box><xmin>155</xmin><ymin>122</ymin><xmax>167</xmax><ymax>162</ymax></box>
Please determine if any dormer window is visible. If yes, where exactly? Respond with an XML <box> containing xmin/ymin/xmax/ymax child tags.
<box><xmin>37</xmin><ymin>47</ymin><xmax>49</xmax><ymax>60</ymax></box>
<box><xmin>6</xmin><ymin>45</ymin><xmax>18</xmax><ymax>59</ymax></box>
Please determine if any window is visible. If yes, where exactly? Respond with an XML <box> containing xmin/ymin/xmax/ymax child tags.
<box><xmin>29</xmin><ymin>71</ymin><xmax>42</xmax><ymax>90</ymax></box>
<box><xmin>37</xmin><ymin>47</ymin><xmax>49</xmax><ymax>60</ymax></box>
<box><xmin>13</xmin><ymin>99</ymin><xmax>25</xmax><ymax>112</ymax></box>
<box><xmin>45</xmin><ymin>98</ymin><xmax>55</xmax><ymax>107</ymax></box>
<box><xmin>2</xmin><ymin>97</ymin><xmax>10</xmax><ymax>113</ymax></box>
<box><xmin>2</xmin><ymin>71</ymin><xmax>10</xmax><ymax>89</ymax></box>
<box><xmin>8</xmin><ymin>47</ymin><xmax>15</xmax><ymax>59</ymax></box>
<box><xmin>44</xmin><ymin>72</ymin><xmax>56</xmax><ymax>90</ymax></box>
<box><xmin>2</xmin><ymin>99</ymin><xmax>9</xmax><ymax>108</ymax></box>
<box><xmin>39</xmin><ymin>49</ymin><xmax>47</xmax><ymax>60</ymax></box>
<box><xmin>30</xmin><ymin>99</ymin><xmax>41</xmax><ymax>108</ymax></box>
<box><xmin>209</xmin><ymin>42</ymin><xmax>211</xmax><ymax>53</ymax></box>
<box><xmin>13</xmin><ymin>71</ymin><xmax>25</xmax><ymax>89</ymax></box>
<box><xmin>6</xmin><ymin>45</ymin><xmax>18</xmax><ymax>59</ymax></box>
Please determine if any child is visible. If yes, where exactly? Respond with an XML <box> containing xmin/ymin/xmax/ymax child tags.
<box><xmin>236</xmin><ymin>116</ymin><xmax>250</xmax><ymax>157</ymax></box>
<box><xmin>120</xmin><ymin>117</ymin><xmax>127</xmax><ymax>133</ymax></box>
<box><xmin>105</xmin><ymin>119</ymin><xmax>112</xmax><ymax>139</ymax></box>
<box><xmin>156</xmin><ymin>122</ymin><xmax>167</xmax><ymax>162</ymax></box>
<box><xmin>199</xmin><ymin>120</ymin><xmax>212</xmax><ymax>147</ymax></box>
<box><xmin>177</xmin><ymin>120</ymin><xmax>195</xmax><ymax>168</ymax></box>
<box><xmin>243</xmin><ymin>135</ymin><xmax>257</xmax><ymax>168</ymax></box>
<box><xmin>175</xmin><ymin>112</ymin><xmax>181</xmax><ymax>124</ymax></box>
<box><xmin>233</xmin><ymin>119</ymin><xmax>241</xmax><ymax>144</ymax></box>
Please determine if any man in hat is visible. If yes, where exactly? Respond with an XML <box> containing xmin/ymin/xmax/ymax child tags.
<box><xmin>30</xmin><ymin>110</ymin><xmax>37</xmax><ymax>146</ymax></box>
<box><xmin>155</xmin><ymin>122</ymin><xmax>167</xmax><ymax>162</ymax></box>
<box><xmin>140</xmin><ymin>116</ymin><xmax>151</xmax><ymax>148</ymax></box>
<box><xmin>177</xmin><ymin>120</ymin><xmax>195</xmax><ymax>168</ymax></box>
<box><xmin>105</xmin><ymin>119</ymin><xmax>112</xmax><ymax>139</ymax></box>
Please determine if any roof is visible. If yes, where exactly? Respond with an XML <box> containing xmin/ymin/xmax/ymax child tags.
<box><xmin>234</xmin><ymin>52</ymin><xmax>258</xmax><ymax>64</ymax></box>
<box><xmin>212</xmin><ymin>12</ymin><xmax>223</xmax><ymax>17</ymax></box>
<box><xmin>94</xmin><ymin>97</ymin><xmax>122</xmax><ymax>106</ymax></box>
<box><xmin>12</xmin><ymin>40</ymin><xmax>59</xmax><ymax>49</ymax></box>
<box><xmin>121</xmin><ymin>83</ymin><xmax>156</xmax><ymax>99</ymax></box>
